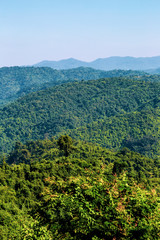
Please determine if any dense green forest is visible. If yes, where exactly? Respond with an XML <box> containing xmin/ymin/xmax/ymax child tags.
<box><xmin>1</xmin><ymin>69</ymin><xmax>160</xmax><ymax>239</ymax></box>
<box><xmin>0</xmin><ymin>66</ymin><xmax>147</xmax><ymax>106</ymax></box>
<box><xmin>65</xmin><ymin>107</ymin><xmax>160</xmax><ymax>158</ymax></box>
<box><xmin>0</xmin><ymin>76</ymin><xmax>160</xmax><ymax>156</ymax></box>
<box><xmin>0</xmin><ymin>136</ymin><xmax>160</xmax><ymax>239</ymax></box>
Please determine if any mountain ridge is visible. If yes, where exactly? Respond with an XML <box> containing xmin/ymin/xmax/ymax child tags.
<box><xmin>33</xmin><ymin>56</ymin><xmax>160</xmax><ymax>70</ymax></box>
<box><xmin>1</xmin><ymin>76</ymin><xmax>160</xmax><ymax>154</ymax></box>
<box><xmin>0</xmin><ymin>66</ymin><xmax>147</xmax><ymax>107</ymax></box>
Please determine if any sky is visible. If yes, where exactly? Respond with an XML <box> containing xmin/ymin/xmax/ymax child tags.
<box><xmin>1</xmin><ymin>0</ymin><xmax>160</xmax><ymax>67</ymax></box>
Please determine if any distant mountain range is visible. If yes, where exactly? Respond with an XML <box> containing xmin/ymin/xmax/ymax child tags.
<box><xmin>33</xmin><ymin>56</ymin><xmax>160</xmax><ymax>71</ymax></box>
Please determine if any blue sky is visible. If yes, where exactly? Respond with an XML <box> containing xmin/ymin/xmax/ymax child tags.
<box><xmin>1</xmin><ymin>0</ymin><xmax>160</xmax><ymax>67</ymax></box>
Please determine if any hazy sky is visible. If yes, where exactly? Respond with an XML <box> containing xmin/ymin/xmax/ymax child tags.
<box><xmin>1</xmin><ymin>0</ymin><xmax>160</xmax><ymax>67</ymax></box>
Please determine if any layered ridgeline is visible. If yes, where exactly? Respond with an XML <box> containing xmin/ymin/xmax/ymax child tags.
<box><xmin>0</xmin><ymin>77</ymin><xmax>160</xmax><ymax>156</ymax></box>
<box><xmin>34</xmin><ymin>56</ymin><xmax>160</xmax><ymax>70</ymax></box>
<box><xmin>1</xmin><ymin>70</ymin><xmax>160</xmax><ymax>239</ymax></box>
<box><xmin>0</xmin><ymin>66</ymin><xmax>146</xmax><ymax>107</ymax></box>
<box><xmin>0</xmin><ymin>136</ymin><xmax>160</xmax><ymax>239</ymax></box>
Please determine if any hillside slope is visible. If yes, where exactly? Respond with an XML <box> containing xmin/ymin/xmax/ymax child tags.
<box><xmin>65</xmin><ymin>106</ymin><xmax>160</xmax><ymax>158</ymax></box>
<box><xmin>0</xmin><ymin>66</ymin><xmax>146</xmax><ymax>106</ymax></box>
<box><xmin>0</xmin><ymin>77</ymin><xmax>160</xmax><ymax>153</ymax></box>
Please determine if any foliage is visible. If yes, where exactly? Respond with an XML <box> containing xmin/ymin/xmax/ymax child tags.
<box><xmin>0</xmin><ymin>66</ymin><xmax>147</xmax><ymax>107</ymax></box>
<box><xmin>57</xmin><ymin>135</ymin><xmax>75</xmax><ymax>157</ymax></box>
<box><xmin>66</xmin><ymin>107</ymin><xmax>160</xmax><ymax>158</ymax></box>
<box><xmin>0</xmin><ymin>136</ymin><xmax>160</xmax><ymax>239</ymax></box>
<box><xmin>1</xmin><ymin>67</ymin><xmax>160</xmax><ymax>239</ymax></box>
<box><xmin>1</xmin><ymin>77</ymin><xmax>160</xmax><ymax>153</ymax></box>
<box><xmin>37</xmin><ymin>173</ymin><xmax>160</xmax><ymax>240</ymax></box>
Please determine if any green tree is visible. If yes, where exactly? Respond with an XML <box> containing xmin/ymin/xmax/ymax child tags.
<box><xmin>57</xmin><ymin>135</ymin><xmax>74</xmax><ymax>157</ymax></box>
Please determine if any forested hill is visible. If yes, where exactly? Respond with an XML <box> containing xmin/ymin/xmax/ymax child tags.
<box><xmin>0</xmin><ymin>77</ymin><xmax>160</xmax><ymax>154</ymax></box>
<box><xmin>0</xmin><ymin>66</ymin><xmax>146</xmax><ymax>106</ymax></box>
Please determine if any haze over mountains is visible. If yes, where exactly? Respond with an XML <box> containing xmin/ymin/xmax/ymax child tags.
<box><xmin>33</xmin><ymin>56</ymin><xmax>160</xmax><ymax>71</ymax></box>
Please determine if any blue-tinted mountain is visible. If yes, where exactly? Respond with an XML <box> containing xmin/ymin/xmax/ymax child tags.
<box><xmin>34</xmin><ymin>56</ymin><xmax>160</xmax><ymax>70</ymax></box>
<box><xmin>34</xmin><ymin>58</ymin><xmax>88</xmax><ymax>69</ymax></box>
